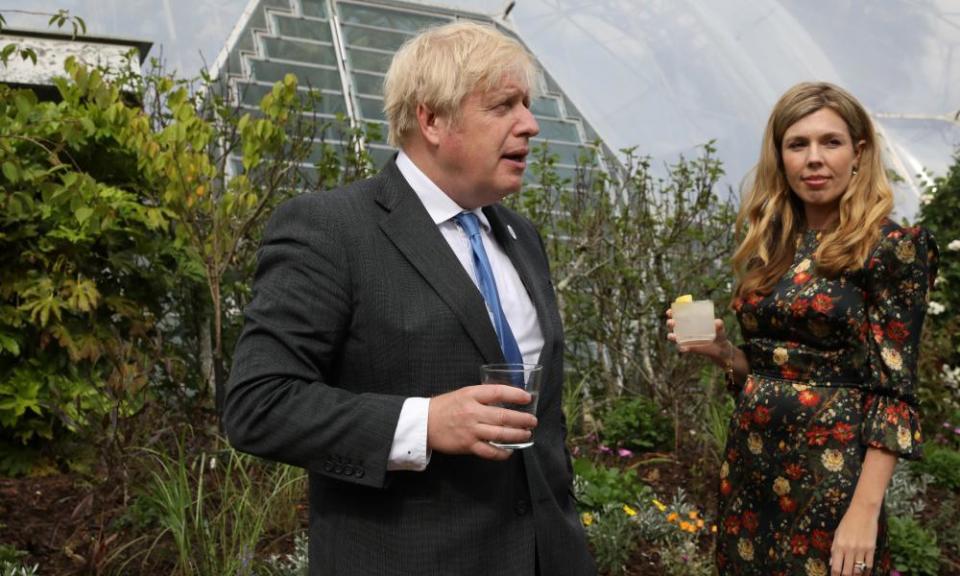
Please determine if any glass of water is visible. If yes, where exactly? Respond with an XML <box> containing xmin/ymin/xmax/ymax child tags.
<box><xmin>480</xmin><ymin>363</ymin><xmax>542</xmax><ymax>449</ymax></box>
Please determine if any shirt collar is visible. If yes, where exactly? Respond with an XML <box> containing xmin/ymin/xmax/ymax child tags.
<box><xmin>396</xmin><ymin>149</ymin><xmax>490</xmax><ymax>231</ymax></box>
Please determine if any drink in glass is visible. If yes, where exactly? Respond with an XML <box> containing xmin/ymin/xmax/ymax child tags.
<box><xmin>480</xmin><ymin>363</ymin><xmax>542</xmax><ymax>449</ymax></box>
<box><xmin>672</xmin><ymin>299</ymin><xmax>716</xmax><ymax>345</ymax></box>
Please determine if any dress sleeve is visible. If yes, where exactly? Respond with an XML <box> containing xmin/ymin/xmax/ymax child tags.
<box><xmin>860</xmin><ymin>226</ymin><xmax>939</xmax><ymax>460</ymax></box>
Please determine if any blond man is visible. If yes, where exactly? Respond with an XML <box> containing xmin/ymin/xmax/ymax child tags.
<box><xmin>225</xmin><ymin>22</ymin><xmax>595</xmax><ymax>575</ymax></box>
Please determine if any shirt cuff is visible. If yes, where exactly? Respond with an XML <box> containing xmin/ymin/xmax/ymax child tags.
<box><xmin>386</xmin><ymin>397</ymin><xmax>432</xmax><ymax>471</ymax></box>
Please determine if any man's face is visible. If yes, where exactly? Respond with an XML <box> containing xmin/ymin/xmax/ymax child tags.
<box><xmin>432</xmin><ymin>75</ymin><xmax>540</xmax><ymax>209</ymax></box>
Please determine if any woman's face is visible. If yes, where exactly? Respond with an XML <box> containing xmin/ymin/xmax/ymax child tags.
<box><xmin>781</xmin><ymin>107</ymin><xmax>864</xmax><ymax>225</ymax></box>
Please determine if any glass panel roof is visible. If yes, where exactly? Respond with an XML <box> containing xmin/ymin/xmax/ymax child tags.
<box><xmin>261</xmin><ymin>37</ymin><xmax>337</xmax><ymax>65</ymax></box>
<box><xmin>338</xmin><ymin>1</ymin><xmax>450</xmax><ymax>32</ymax></box>
<box><xmin>273</xmin><ymin>14</ymin><xmax>333</xmax><ymax>42</ymax></box>
<box><xmin>18</xmin><ymin>0</ymin><xmax>953</xmax><ymax>217</ymax></box>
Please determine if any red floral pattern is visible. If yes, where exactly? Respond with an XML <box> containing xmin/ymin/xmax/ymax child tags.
<box><xmin>718</xmin><ymin>221</ymin><xmax>938</xmax><ymax>575</ymax></box>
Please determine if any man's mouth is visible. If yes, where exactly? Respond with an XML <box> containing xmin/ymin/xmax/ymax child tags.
<box><xmin>502</xmin><ymin>150</ymin><xmax>528</xmax><ymax>165</ymax></box>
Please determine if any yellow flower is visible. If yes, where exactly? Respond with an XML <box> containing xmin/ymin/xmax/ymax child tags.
<box><xmin>773</xmin><ymin>347</ymin><xmax>789</xmax><ymax>366</ymax></box>
<box><xmin>792</xmin><ymin>383</ymin><xmax>810</xmax><ymax>393</ymax></box>
<box><xmin>652</xmin><ymin>499</ymin><xmax>667</xmax><ymax>512</ymax></box>
<box><xmin>897</xmin><ymin>426</ymin><xmax>912</xmax><ymax>450</ymax></box>
<box><xmin>688</xmin><ymin>510</ymin><xmax>699</xmax><ymax>520</ymax></box>
<box><xmin>821</xmin><ymin>448</ymin><xmax>844</xmax><ymax>472</ymax></box>
<box><xmin>895</xmin><ymin>239</ymin><xmax>917</xmax><ymax>264</ymax></box>
<box><xmin>623</xmin><ymin>504</ymin><xmax>637</xmax><ymax>517</ymax></box>
<box><xmin>679</xmin><ymin>521</ymin><xmax>694</xmax><ymax>532</ymax></box>
<box><xmin>666</xmin><ymin>512</ymin><xmax>679</xmax><ymax>523</ymax></box>
<box><xmin>795</xmin><ymin>258</ymin><xmax>812</xmax><ymax>273</ymax></box>
<box><xmin>748</xmin><ymin>432</ymin><xmax>763</xmax><ymax>455</ymax></box>
<box><xmin>805</xmin><ymin>557</ymin><xmax>828</xmax><ymax>576</ymax></box>
<box><xmin>882</xmin><ymin>347</ymin><xmax>903</xmax><ymax>371</ymax></box>
<box><xmin>696</xmin><ymin>519</ymin><xmax>705</xmax><ymax>528</ymax></box>
<box><xmin>773</xmin><ymin>476</ymin><xmax>791</xmax><ymax>496</ymax></box>
<box><xmin>738</xmin><ymin>538</ymin><xmax>755</xmax><ymax>561</ymax></box>
<box><xmin>581</xmin><ymin>512</ymin><xmax>593</xmax><ymax>526</ymax></box>
<box><xmin>711</xmin><ymin>524</ymin><xmax>717</xmax><ymax>533</ymax></box>
<box><xmin>720</xmin><ymin>461</ymin><xmax>730</xmax><ymax>479</ymax></box>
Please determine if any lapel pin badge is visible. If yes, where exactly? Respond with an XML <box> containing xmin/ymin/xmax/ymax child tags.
<box><xmin>507</xmin><ymin>224</ymin><xmax>517</xmax><ymax>240</ymax></box>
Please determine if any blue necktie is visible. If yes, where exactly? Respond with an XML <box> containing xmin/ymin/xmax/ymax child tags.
<box><xmin>455</xmin><ymin>212</ymin><xmax>525</xmax><ymax>366</ymax></box>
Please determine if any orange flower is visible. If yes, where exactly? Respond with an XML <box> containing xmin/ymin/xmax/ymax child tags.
<box><xmin>790</xmin><ymin>534</ymin><xmax>809</xmax><ymax>555</ymax></box>
<box><xmin>811</xmin><ymin>293</ymin><xmax>834</xmax><ymax>313</ymax></box>
<box><xmin>793</xmin><ymin>271</ymin><xmax>812</xmax><ymax>285</ymax></box>
<box><xmin>779</xmin><ymin>495</ymin><xmax>797</xmax><ymax>513</ymax></box>
<box><xmin>741</xmin><ymin>511</ymin><xmax>759</xmax><ymax>534</ymax></box>
<box><xmin>831</xmin><ymin>422</ymin><xmax>855</xmax><ymax>443</ymax></box>
<box><xmin>798</xmin><ymin>389</ymin><xmax>820</xmax><ymax>407</ymax></box>
<box><xmin>753</xmin><ymin>406</ymin><xmax>771</xmax><ymax>426</ymax></box>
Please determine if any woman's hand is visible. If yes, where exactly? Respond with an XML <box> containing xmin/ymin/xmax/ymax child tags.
<box><xmin>830</xmin><ymin>501</ymin><xmax>880</xmax><ymax>575</ymax></box>
<box><xmin>665</xmin><ymin>309</ymin><xmax>729</xmax><ymax>364</ymax></box>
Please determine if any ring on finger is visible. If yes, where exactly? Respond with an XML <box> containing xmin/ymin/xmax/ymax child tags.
<box><xmin>853</xmin><ymin>560</ymin><xmax>867</xmax><ymax>574</ymax></box>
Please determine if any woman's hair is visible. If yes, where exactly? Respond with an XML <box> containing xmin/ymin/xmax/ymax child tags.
<box><xmin>732</xmin><ymin>81</ymin><xmax>893</xmax><ymax>298</ymax></box>
<box><xmin>383</xmin><ymin>21</ymin><xmax>538</xmax><ymax>147</ymax></box>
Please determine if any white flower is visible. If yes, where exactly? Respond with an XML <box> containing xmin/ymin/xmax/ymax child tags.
<box><xmin>948</xmin><ymin>239</ymin><xmax>960</xmax><ymax>252</ymax></box>
<box><xmin>821</xmin><ymin>449</ymin><xmax>844</xmax><ymax>472</ymax></box>
<box><xmin>920</xmin><ymin>193</ymin><xmax>935</xmax><ymax>205</ymax></box>
<box><xmin>929</xmin><ymin>301</ymin><xmax>945</xmax><ymax>316</ymax></box>
<box><xmin>897</xmin><ymin>426</ymin><xmax>912</xmax><ymax>451</ymax></box>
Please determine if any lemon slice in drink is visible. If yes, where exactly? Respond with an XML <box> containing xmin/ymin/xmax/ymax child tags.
<box><xmin>674</xmin><ymin>294</ymin><xmax>694</xmax><ymax>304</ymax></box>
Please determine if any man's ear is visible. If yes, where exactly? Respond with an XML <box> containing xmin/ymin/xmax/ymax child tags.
<box><xmin>416</xmin><ymin>102</ymin><xmax>445</xmax><ymax>146</ymax></box>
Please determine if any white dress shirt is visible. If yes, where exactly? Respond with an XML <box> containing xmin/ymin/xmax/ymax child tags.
<box><xmin>386</xmin><ymin>150</ymin><xmax>545</xmax><ymax>470</ymax></box>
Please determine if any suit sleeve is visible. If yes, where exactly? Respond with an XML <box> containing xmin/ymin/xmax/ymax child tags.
<box><xmin>223</xmin><ymin>193</ymin><xmax>405</xmax><ymax>488</ymax></box>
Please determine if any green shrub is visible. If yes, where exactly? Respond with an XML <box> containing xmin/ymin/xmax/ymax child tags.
<box><xmin>583</xmin><ymin>504</ymin><xmax>639</xmax><ymax>576</ymax></box>
<box><xmin>888</xmin><ymin>516</ymin><xmax>941</xmax><ymax>576</ymax></box>
<box><xmin>910</xmin><ymin>444</ymin><xmax>960</xmax><ymax>490</ymax></box>
<box><xmin>599</xmin><ymin>396</ymin><xmax>673</xmax><ymax>452</ymax></box>
<box><xmin>573</xmin><ymin>457</ymin><xmax>651</xmax><ymax>511</ymax></box>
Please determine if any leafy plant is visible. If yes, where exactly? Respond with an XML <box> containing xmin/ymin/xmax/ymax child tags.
<box><xmin>885</xmin><ymin>461</ymin><xmax>930</xmax><ymax>519</ymax></box>
<box><xmin>0</xmin><ymin>562</ymin><xmax>39</xmax><ymax>576</ymax></box>
<box><xmin>909</xmin><ymin>444</ymin><xmax>960</xmax><ymax>490</ymax></box>
<box><xmin>598</xmin><ymin>395</ymin><xmax>673</xmax><ymax>452</ymax></box>
<box><xmin>509</xmin><ymin>142</ymin><xmax>737</xmax><ymax>443</ymax></box>
<box><xmin>573</xmin><ymin>457</ymin><xmax>651</xmax><ymax>511</ymax></box>
<box><xmin>583</xmin><ymin>504</ymin><xmax>639</xmax><ymax>576</ymax></box>
<box><xmin>888</xmin><ymin>515</ymin><xmax>941</xmax><ymax>576</ymax></box>
<box><xmin>119</xmin><ymin>435</ymin><xmax>306</xmax><ymax>576</ymax></box>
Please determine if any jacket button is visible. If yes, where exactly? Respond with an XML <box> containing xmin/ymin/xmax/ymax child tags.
<box><xmin>322</xmin><ymin>460</ymin><xmax>333</xmax><ymax>472</ymax></box>
<box><xmin>514</xmin><ymin>499</ymin><xmax>529</xmax><ymax>516</ymax></box>
<box><xmin>354</xmin><ymin>467</ymin><xmax>365</xmax><ymax>478</ymax></box>
<box><xmin>343</xmin><ymin>465</ymin><xmax>354</xmax><ymax>476</ymax></box>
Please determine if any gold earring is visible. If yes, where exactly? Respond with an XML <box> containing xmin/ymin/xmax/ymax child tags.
<box><xmin>852</xmin><ymin>166</ymin><xmax>859</xmax><ymax>176</ymax></box>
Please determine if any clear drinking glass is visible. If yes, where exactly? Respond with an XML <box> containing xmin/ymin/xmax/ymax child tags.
<box><xmin>672</xmin><ymin>300</ymin><xmax>716</xmax><ymax>345</ymax></box>
<box><xmin>480</xmin><ymin>363</ymin><xmax>542</xmax><ymax>449</ymax></box>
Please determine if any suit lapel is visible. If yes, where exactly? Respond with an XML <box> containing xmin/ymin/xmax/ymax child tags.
<box><xmin>375</xmin><ymin>163</ymin><xmax>504</xmax><ymax>364</ymax></box>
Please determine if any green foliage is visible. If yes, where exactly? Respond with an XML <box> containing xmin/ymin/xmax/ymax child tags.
<box><xmin>120</xmin><ymin>436</ymin><xmax>306</xmax><ymax>576</ymax></box>
<box><xmin>916</xmin><ymin>149</ymin><xmax>960</xmax><ymax>431</ymax></box>
<box><xmin>598</xmin><ymin>395</ymin><xmax>672</xmax><ymax>452</ymax></box>
<box><xmin>888</xmin><ymin>515</ymin><xmax>941</xmax><ymax>576</ymax></box>
<box><xmin>0</xmin><ymin>68</ymin><xmax>182</xmax><ymax>473</ymax></box>
<box><xmin>910</xmin><ymin>444</ymin><xmax>960</xmax><ymax>490</ymax></box>
<box><xmin>885</xmin><ymin>461</ymin><xmax>931</xmax><ymax>519</ymax></box>
<box><xmin>573</xmin><ymin>457</ymin><xmax>651</xmax><ymax>511</ymax></box>
<box><xmin>583</xmin><ymin>504</ymin><xmax>638</xmax><ymax>576</ymax></box>
<box><xmin>658</xmin><ymin>539</ymin><xmax>713</xmax><ymax>576</ymax></box>
<box><xmin>258</xmin><ymin>532</ymin><xmax>308</xmax><ymax>576</ymax></box>
<box><xmin>0</xmin><ymin>562</ymin><xmax>39</xmax><ymax>576</ymax></box>
<box><xmin>508</xmin><ymin>142</ymin><xmax>737</xmax><ymax>445</ymax></box>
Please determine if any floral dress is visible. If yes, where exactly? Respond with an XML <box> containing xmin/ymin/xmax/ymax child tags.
<box><xmin>717</xmin><ymin>221</ymin><xmax>939</xmax><ymax>576</ymax></box>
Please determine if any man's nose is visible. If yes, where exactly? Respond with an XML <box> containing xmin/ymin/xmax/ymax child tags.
<box><xmin>515</xmin><ymin>106</ymin><xmax>539</xmax><ymax>138</ymax></box>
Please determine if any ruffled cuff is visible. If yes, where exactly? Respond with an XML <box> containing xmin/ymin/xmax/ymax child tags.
<box><xmin>860</xmin><ymin>394</ymin><xmax>923</xmax><ymax>460</ymax></box>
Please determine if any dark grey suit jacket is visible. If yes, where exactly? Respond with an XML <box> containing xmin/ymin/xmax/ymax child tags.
<box><xmin>224</xmin><ymin>159</ymin><xmax>595</xmax><ymax>576</ymax></box>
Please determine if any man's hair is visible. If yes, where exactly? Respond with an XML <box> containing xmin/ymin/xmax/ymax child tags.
<box><xmin>733</xmin><ymin>81</ymin><xmax>893</xmax><ymax>298</ymax></box>
<box><xmin>383</xmin><ymin>21</ymin><xmax>538</xmax><ymax>147</ymax></box>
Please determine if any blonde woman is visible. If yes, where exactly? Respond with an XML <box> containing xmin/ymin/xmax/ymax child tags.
<box><xmin>668</xmin><ymin>82</ymin><xmax>938</xmax><ymax>576</ymax></box>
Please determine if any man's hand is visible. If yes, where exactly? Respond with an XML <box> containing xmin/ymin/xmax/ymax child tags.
<box><xmin>428</xmin><ymin>385</ymin><xmax>537</xmax><ymax>460</ymax></box>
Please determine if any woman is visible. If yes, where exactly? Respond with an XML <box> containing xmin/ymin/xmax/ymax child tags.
<box><xmin>668</xmin><ymin>82</ymin><xmax>938</xmax><ymax>576</ymax></box>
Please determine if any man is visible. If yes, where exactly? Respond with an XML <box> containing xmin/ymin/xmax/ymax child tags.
<box><xmin>224</xmin><ymin>21</ymin><xmax>595</xmax><ymax>576</ymax></box>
